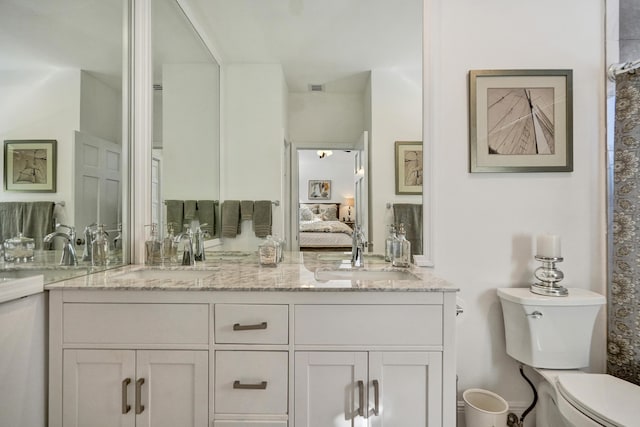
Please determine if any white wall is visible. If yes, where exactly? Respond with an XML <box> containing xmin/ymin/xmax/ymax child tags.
<box><xmin>162</xmin><ymin>63</ymin><xmax>220</xmax><ymax>201</ymax></box>
<box><xmin>429</xmin><ymin>0</ymin><xmax>607</xmax><ymax>415</ymax></box>
<box><xmin>369</xmin><ymin>68</ymin><xmax>423</xmax><ymax>252</ymax></box>
<box><xmin>298</xmin><ymin>150</ymin><xmax>356</xmax><ymax>216</ymax></box>
<box><xmin>0</xmin><ymin>68</ymin><xmax>81</xmax><ymax>222</ymax></box>
<box><xmin>80</xmin><ymin>71</ymin><xmax>122</xmax><ymax>144</ymax></box>
<box><xmin>222</xmin><ymin>64</ymin><xmax>286</xmax><ymax>249</ymax></box>
<box><xmin>288</xmin><ymin>91</ymin><xmax>364</xmax><ymax>143</ymax></box>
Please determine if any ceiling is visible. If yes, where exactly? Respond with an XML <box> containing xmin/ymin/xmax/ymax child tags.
<box><xmin>0</xmin><ymin>0</ymin><xmax>422</xmax><ymax>93</ymax></box>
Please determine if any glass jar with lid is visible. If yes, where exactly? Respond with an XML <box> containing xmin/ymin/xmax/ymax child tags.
<box><xmin>3</xmin><ymin>232</ymin><xmax>35</xmax><ymax>263</ymax></box>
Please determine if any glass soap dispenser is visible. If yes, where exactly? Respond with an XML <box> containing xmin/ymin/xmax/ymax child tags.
<box><xmin>91</xmin><ymin>224</ymin><xmax>110</xmax><ymax>266</ymax></box>
<box><xmin>163</xmin><ymin>223</ymin><xmax>177</xmax><ymax>264</ymax></box>
<box><xmin>384</xmin><ymin>224</ymin><xmax>397</xmax><ymax>262</ymax></box>
<box><xmin>391</xmin><ymin>223</ymin><xmax>411</xmax><ymax>268</ymax></box>
<box><xmin>145</xmin><ymin>223</ymin><xmax>163</xmax><ymax>266</ymax></box>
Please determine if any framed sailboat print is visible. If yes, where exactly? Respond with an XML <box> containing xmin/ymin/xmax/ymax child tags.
<box><xmin>468</xmin><ymin>69</ymin><xmax>573</xmax><ymax>173</ymax></box>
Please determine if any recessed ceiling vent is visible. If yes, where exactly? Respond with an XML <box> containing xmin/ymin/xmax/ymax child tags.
<box><xmin>308</xmin><ymin>84</ymin><xmax>324</xmax><ymax>92</ymax></box>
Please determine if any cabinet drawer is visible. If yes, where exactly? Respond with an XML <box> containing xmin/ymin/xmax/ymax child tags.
<box><xmin>215</xmin><ymin>351</ymin><xmax>288</xmax><ymax>415</ymax></box>
<box><xmin>294</xmin><ymin>304</ymin><xmax>442</xmax><ymax>346</ymax></box>
<box><xmin>63</xmin><ymin>303</ymin><xmax>209</xmax><ymax>345</ymax></box>
<box><xmin>215</xmin><ymin>304</ymin><xmax>288</xmax><ymax>344</ymax></box>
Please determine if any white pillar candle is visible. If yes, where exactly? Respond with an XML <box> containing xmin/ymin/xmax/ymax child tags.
<box><xmin>536</xmin><ymin>234</ymin><xmax>561</xmax><ymax>258</ymax></box>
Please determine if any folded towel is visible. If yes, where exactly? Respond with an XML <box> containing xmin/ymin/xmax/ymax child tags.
<box><xmin>253</xmin><ymin>200</ymin><xmax>272</xmax><ymax>238</ymax></box>
<box><xmin>221</xmin><ymin>200</ymin><xmax>241</xmax><ymax>238</ymax></box>
<box><xmin>197</xmin><ymin>200</ymin><xmax>216</xmax><ymax>238</ymax></box>
<box><xmin>0</xmin><ymin>202</ymin><xmax>24</xmax><ymax>244</ymax></box>
<box><xmin>165</xmin><ymin>200</ymin><xmax>184</xmax><ymax>231</ymax></box>
<box><xmin>240</xmin><ymin>200</ymin><xmax>254</xmax><ymax>220</ymax></box>
<box><xmin>393</xmin><ymin>203</ymin><xmax>423</xmax><ymax>256</ymax></box>
<box><xmin>22</xmin><ymin>201</ymin><xmax>55</xmax><ymax>250</ymax></box>
<box><xmin>184</xmin><ymin>200</ymin><xmax>197</xmax><ymax>222</ymax></box>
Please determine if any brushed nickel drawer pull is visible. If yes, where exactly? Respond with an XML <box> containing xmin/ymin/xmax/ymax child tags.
<box><xmin>357</xmin><ymin>380</ymin><xmax>365</xmax><ymax>417</ymax></box>
<box><xmin>372</xmin><ymin>379</ymin><xmax>380</xmax><ymax>416</ymax></box>
<box><xmin>233</xmin><ymin>322</ymin><xmax>268</xmax><ymax>331</ymax></box>
<box><xmin>135</xmin><ymin>378</ymin><xmax>145</xmax><ymax>414</ymax></box>
<box><xmin>121</xmin><ymin>378</ymin><xmax>131</xmax><ymax>414</ymax></box>
<box><xmin>233</xmin><ymin>380</ymin><xmax>268</xmax><ymax>390</ymax></box>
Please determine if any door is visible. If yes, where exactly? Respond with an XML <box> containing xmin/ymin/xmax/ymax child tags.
<box><xmin>368</xmin><ymin>352</ymin><xmax>442</xmax><ymax>427</ymax></box>
<box><xmin>63</xmin><ymin>349</ymin><xmax>136</xmax><ymax>427</ymax></box>
<box><xmin>74</xmin><ymin>131</ymin><xmax>122</xmax><ymax>244</ymax></box>
<box><xmin>136</xmin><ymin>350</ymin><xmax>209</xmax><ymax>427</ymax></box>
<box><xmin>295</xmin><ymin>352</ymin><xmax>368</xmax><ymax>427</ymax></box>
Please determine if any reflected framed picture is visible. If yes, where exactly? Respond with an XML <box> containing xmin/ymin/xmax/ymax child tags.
<box><xmin>469</xmin><ymin>69</ymin><xmax>573</xmax><ymax>173</ymax></box>
<box><xmin>3</xmin><ymin>139</ymin><xmax>57</xmax><ymax>192</ymax></box>
<box><xmin>395</xmin><ymin>141</ymin><xmax>422</xmax><ymax>195</ymax></box>
<box><xmin>308</xmin><ymin>180</ymin><xmax>331</xmax><ymax>200</ymax></box>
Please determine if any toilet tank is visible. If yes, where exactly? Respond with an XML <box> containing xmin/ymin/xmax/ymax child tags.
<box><xmin>497</xmin><ymin>288</ymin><xmax>605</xmax><ymax>369</ymax></box>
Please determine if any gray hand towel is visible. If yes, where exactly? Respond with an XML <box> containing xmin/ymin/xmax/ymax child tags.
<box><xmin>0</xmin><ymin>202</ymin><xmax>24</xmax><ymax>244</ymax></box>
<box><xmin>240</xmin><ymin>200</ymin><xmax>254</xmax><ymax>220</ymax></box>
<box><xmin>22</xmin><ymin>201</ymin><xmax>55</xmax><ymax>250</ymax></box>
<box><xmin>165</xmin><ymin>200</ymin><xmax>184</xmax><ymax>231</ymax></box>
<box><xmin>184</xmin><ymin>200</ymin><xmax>197</xmax><ymax>222</ymax></box>
<box><xmin>221</xmin><ymin>200</ymin><xmax>241</xmax><ymax>238</ymax></box>
<box><xmin>393</xmin><ymin>203</ymin><xmax>423</xmax><ymax>256</ymax></box>
<box><xmin>253</xmin><ymin>200</ymin><xmax>272</xmax><ymax>238</ymax></box>
<box><xmin>197</xmin><ymin>200</ymin><xmax>216</xmax><ymax>238</ymax></box>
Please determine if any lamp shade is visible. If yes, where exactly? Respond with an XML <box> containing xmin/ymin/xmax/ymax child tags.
<box><xmin>345</xmin><ymin>197</ymin><xmax>354</xmax><ymax>207</ymax></box>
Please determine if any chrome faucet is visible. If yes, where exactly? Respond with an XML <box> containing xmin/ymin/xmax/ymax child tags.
<box><xmin>351</xmin><ymin>225</ymin><xmax>366</xmax><ymax>268</ymax></box>
<box><xmin>44</xmin><ymin>224</ymin><xmax>78</xmax><ymax>266</ymax></box>
<box><xmin>174</xmin><ymin>226</ymin><xmax>194</xmax><ymax>266</ymax></box>
<box><xmin>193</xmin><ymin>224</ymin><xmax>210</xmax><ymax>262</ymax></box>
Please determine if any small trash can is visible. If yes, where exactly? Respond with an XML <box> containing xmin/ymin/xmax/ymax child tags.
<box><xmin>463</xmin><ymin>388</ymin><xmax>509</xmax><ymax>427</ymax></box>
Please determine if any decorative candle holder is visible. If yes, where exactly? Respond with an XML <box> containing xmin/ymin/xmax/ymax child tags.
<box><xmin>531</xmin><ymin>255</ymin><xmax>568</xmax><ymax>296</ymax></box>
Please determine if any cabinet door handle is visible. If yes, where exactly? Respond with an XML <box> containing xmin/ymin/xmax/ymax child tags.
<box><xmin>121</xmin><ymin>378</ymin><xmax>131</xmax><ymax>414</ymax></box>
<box><xmin>233</xmin><ymin>380</ymin><xmax>268</xmax><ymax>390</ymax></box>
<box><xmin>135</xmin><ymin>378</ymin><xmax>145</xmax><ymax>414</ymax></box>
<box><xmin>372</xmin><ymin>379</ymin><xmax>380</xmax><ymax>416</ymax></box>
<box><xmin>357</xmin><ymin>380</ymin><xmax>365</xmax><ymax>417</ymax></box>
<box><xmin>233</xmin><ymin>322</ymin><xmax>268</xmax><ymax>331</ymax></box>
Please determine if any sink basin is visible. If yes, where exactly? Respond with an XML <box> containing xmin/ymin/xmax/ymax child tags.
<box><xmin>314</xmin><ymin>269</ymin><xmax>420</xmax><ymax>281</ymax></box>
<box><xmin>113</xmin><ymin>269</ymin><xmax>217</xmax><ymax>281</ymax></box>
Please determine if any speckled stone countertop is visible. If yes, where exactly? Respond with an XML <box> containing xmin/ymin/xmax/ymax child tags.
<box><xmin>44</xmin><ymin>251</ymin><xmax>457</xmax><ymax>292</ymax></box>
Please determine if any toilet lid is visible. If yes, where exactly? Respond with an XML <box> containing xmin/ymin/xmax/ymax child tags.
<box><xmin>557</xmin><ymin>374</ymin><xmax>640</xmax><ymax>427</ymax></box>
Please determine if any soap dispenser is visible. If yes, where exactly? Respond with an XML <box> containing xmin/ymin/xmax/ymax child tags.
<box><xmin>384</xmin><ymin>224</ymin><xmax>397</xmax><ymax>262</ymax></box>
<box><xmin>391</xmin><ymin>223</ymin><xmax>411</xmax><ymax>268</ymax></box>
<box><xmin>193</xmin><ymin>223</ymin><xmax>209</xmax><ymax>262</ymax></box>
<box><xmin>163</xmin><ymin>223</ymin><xmax>178</xmax><ymax>264</ymax></box>
<box><xmin>145</xmin><ymin>223</ymin><xmax>163</xmax><ymax>266</ymax></box>
<box><xmin>91</xmin><ymin>224</ymin><xmax>110</xmax><ymax>266</ymax></box>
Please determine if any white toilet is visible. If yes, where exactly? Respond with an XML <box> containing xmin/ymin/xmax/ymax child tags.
<box><xmin>497</xmin><ymin>287</ymin><xmax>640</xmax><ymax>427</ymax></box>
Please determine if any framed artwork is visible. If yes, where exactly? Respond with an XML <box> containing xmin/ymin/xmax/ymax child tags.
<box><xmin>468</xmin><ymin>69</ymin><xmax>573</xmax><ymax>173</ymax></box>
<box><xmin>395</xmin><ymin>141</ymin><xmax>423</xmax><ymax>195</ymax></box>
<box><xmin>4</xmin><ymin>139</ymin><xmax>57</xmax><ymax>192</ymax></box>
<box><xmin>308</xmin><ymin>180</ymin><xmax>331</xmax><ymax>200</ymax></box>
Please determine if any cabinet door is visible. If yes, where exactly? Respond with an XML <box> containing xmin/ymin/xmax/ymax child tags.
<box><xmin>136</xmin><ymin>350</ymin><xmax>209</xmax><ymax>427</ymax></box>
<box><xmin>368</xmin><ymin>352</ymin><xmax>442</xmax><ymax>427</ymax></box>
<box><xmin>295</xmin><ymin>352</ymin><xmax>368</xmax><ymax>427</ymax></box>
<box><xmin>63</xmin><ymin>349</ymin><xmax>136</xmax><ymax>427</ymax></box>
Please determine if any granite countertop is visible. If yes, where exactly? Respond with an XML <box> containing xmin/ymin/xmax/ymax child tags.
<box><xmin>44</xmin><ymin>251</ymin><xmax>456</xmax><ymax>292</ymax></box>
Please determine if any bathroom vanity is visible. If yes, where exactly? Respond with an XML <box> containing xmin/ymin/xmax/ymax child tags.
<box><xmin>47</xmin><ymin>253</ymin><xmax>457</xmax><ymax>427</ymax></box>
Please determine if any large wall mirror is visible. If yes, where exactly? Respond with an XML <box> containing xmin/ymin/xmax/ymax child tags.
<box><xmin>184</xmin><ymin>0</ymin><xmax>424</xmax><ymax>255</ymax></box>
<box><xmin>0</xmin><ymin>0</ymin><xmax>129</xmax><ymax>275</ymax></box>
<box><xmin>151</xmin><ymin>0</ymin><xmax>221</xmax><ymax>242</ymax></box>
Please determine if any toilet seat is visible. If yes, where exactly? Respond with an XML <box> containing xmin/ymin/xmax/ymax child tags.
<box><xmin>556</xmin><ymin>374</ymin><xmax>640</xmax><ymax>427</ymax></box>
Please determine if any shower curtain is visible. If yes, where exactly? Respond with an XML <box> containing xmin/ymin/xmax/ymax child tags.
<box><xmin>609</xmin><ymin>71</ymin><xmax>640</xmax><ymax>385</ymax></box>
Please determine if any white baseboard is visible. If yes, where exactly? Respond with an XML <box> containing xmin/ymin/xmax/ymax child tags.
<box><xmin>457</xmin><ymin>400</ymin><xmax>535</xmax><ymax>427</ymax></box>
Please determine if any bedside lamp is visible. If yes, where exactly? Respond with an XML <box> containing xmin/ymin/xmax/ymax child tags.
<box><xmin>345</xmin><ymin>197</ymin><xmax>354</xmax><ymax>221</ymax></box>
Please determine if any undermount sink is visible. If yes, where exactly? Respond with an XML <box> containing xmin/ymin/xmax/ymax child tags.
<box><xmin>314</xmin><ymin>268</ymin><xmax>420</xmax><ymax>282</ymax></box>
<box><xmin>113</xmin><ymin>269</ymin><xmax>217</xmax><ymax>281</ymax></box>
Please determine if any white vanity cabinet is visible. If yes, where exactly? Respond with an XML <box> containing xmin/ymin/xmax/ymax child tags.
<box><xmin>48</xmin><ymin>288</ymin><xmax>456</xmax><ymax>427</ymax></box>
